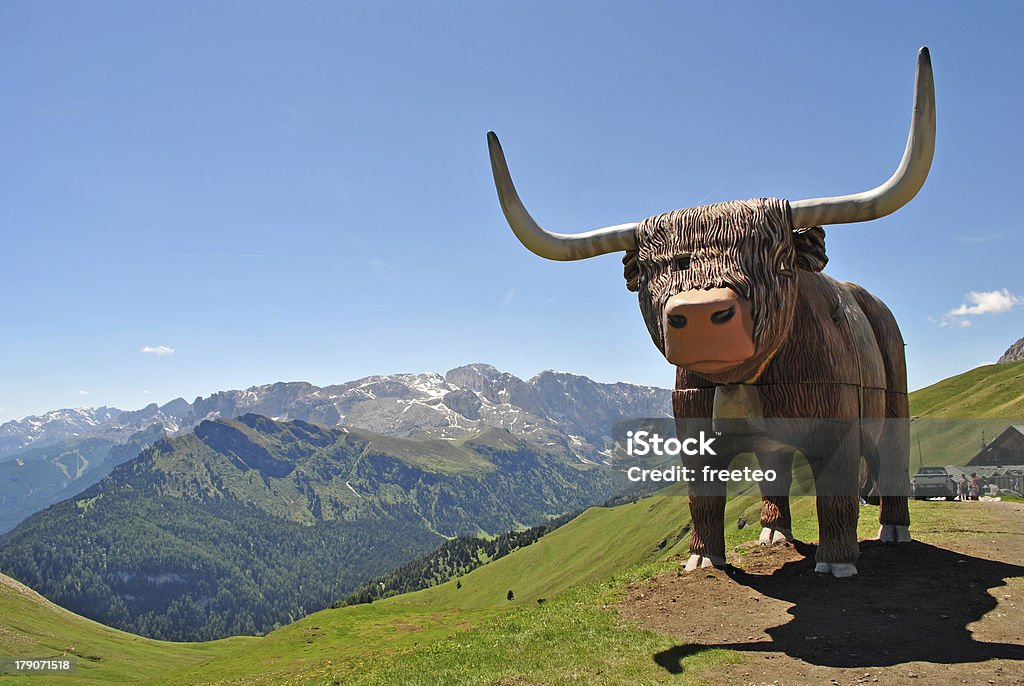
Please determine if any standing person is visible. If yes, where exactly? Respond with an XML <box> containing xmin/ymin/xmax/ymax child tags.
<box><xmin>969</xmin><ymin>473</ymin><xmax>981</xmax><ymax>501</ymax></box>
<box><xmin>957</xmin><ymin>475</ymin><xmax>967</xmax><ymax>501</ymax></box>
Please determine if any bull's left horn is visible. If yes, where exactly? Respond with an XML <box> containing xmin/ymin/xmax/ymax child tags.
<box><xmin>488</xmin><ymin>131</ymin><xmax>638</xmax><ymax>260</ymax></box>
<box><xmin>789</xmin><ymin>47</ymin><xmax>936</xmax><ymax>228</ymax></box>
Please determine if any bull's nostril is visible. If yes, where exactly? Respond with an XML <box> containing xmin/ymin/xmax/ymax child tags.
<box><xmin>667</xmin><ymin>314</ymin><xmax>688</xmax><ymax>329</ymax></box>
<box><xmin>710</xmin><ymin>306</ymin><xmax>736</xmax><ymax>325</ymax></box>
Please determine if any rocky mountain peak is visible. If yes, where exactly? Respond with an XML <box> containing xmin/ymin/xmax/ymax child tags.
<box><xmin>998</xmin><ymin>336</ymin><xmax>1024</xmax><ymax>364</ymax></box>
<box><xmin>1</xmin><ymin>365</ymin><xmax>671</xmax><ymax>465</ymax></box>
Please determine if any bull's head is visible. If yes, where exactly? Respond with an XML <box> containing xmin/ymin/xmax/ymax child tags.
<box><xmin>488</xmin><ymin>48</ymin><xmax>935</xmax><ymax>384</ymax></box>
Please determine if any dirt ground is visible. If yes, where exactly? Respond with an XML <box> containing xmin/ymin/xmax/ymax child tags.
<box><xmin>617</xmin><ymin>501</ymin><xmax>1024</xmax><ymax>685</ymax></box>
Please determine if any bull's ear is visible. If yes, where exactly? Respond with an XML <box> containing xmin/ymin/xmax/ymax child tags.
<box><xmin>792</xmin><ymin>227</ymin><xmax>827</xmax><ymax>272</ymax></box>
<box><xmin>622</xmin><ymin>250</ymin><xmax>640</xmax><ymax>292</ymax></box>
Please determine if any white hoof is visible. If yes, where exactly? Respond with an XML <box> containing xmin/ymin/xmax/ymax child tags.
<box><xmin>814</xmin><ymin>562</ymin><xmax>858</xmax><ymax>578</ymax></box>
<box><xmin>684</xmin><ymin>554</ymin><xmax>725</xmax><ymax>571</ymax></box>
<box><xmin>878</xmin><ymin>524</ymin><xmax>912</xmax><ymax>543</ymax></box>
<box><xmin>758</xmin><ymin>526</ymin><xmax>792</xmax><ymax>546</ymax></box>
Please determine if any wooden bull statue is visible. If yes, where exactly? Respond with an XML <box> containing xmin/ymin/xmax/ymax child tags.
<box><xmin>487</xmin><ymin>48</ymin><xmax>935</xmax><ymax>578</ymax></box>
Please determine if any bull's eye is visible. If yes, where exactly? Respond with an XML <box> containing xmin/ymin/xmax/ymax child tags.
<box><xmin>667</xmin><ymin>314</ymin><xmax>688</xmax><ymax>329</ymax></box>
<box><xmin>674</xmin><ymin>255</ymin><xmax>691</xmax><ymax>271</ymax></box>
<box><xmin>710</xmin><ymin>306</ymin><xmax>736</xmax><ymax>325</ymax></box>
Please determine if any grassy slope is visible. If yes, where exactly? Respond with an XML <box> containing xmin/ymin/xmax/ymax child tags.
<box><xmin>165</xmin><ymin>496</ymin><xmax>981</xmax><ymax>686</ymax></box>
<box><xmin>2</xmin><ymin>361</ymin><xmax>1021</xmax><ymax>684</ymax></box>
<box><xmin>392</xmin><ymin>486</ymin><xmax>693</xmax><ymax>609</ymax></box>
<box><xmin>0</xmin><ymin>482</ymin><xmax>737</xmax><ymax>685</ymax></box>
<box><xmin>317</xmin><ymin>498</ymin><xmax>1011</xmax><ymax>686</ymax></box>
<box><xmin>0</xmin><ymin>575</ymin><xmax>252</xmax><ymax>685</ymax></box>
<box><xmin>908</xmin><ymin>359</ymin><xmax>1024</xmax><ymax>470</ymax></box>
<box><xmin>0</xmin><ymin>490</ymin><xmax>1009</xmax><ymax>685</ymax></box>
<box><xmin>910</xmin><ymin>359</ymin><xmax>1024</xmax><ymax>418</ymax></box>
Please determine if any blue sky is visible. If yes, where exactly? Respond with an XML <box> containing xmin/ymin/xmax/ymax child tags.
<box><xmin>2</xmin><ymin>2</ymin><xmax>1022</xmax><ymax>421</ymax></box>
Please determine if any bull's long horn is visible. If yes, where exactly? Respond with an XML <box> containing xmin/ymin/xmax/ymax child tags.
<box><xmin>488</xmin><ymin>131</ymin><xmax>638</xmax><ymax>260</ymax></box>
<box><xmin>789</xmin><ymin>47</ymin><xmax>936</xmax><ymax>228</ymax></box>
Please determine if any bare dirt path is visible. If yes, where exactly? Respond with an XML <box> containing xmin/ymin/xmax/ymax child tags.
<box><xmin>617</xmin><ymin>501</ymin><xmax>1024</xmax><ymax>685</ymax></box>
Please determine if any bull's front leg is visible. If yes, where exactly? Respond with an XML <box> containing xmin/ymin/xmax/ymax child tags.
<box><xmin>757</xmin><ymin>449</ymin><xmax>794</xmax><ymax>545</ymax></box>
<box><xmin>809</xmin><ymin>440</ymin><xmax>861</xmax><ymax>578</ymax></box>
<box><xmin>673</xmin><ymin>384</ymin><xmax>730</xmax><ymax>570</ymax></box>
<box><xmin>683</xmin><ymin>452</ymin><xmax>730</xmax><ymax>570</ymax></box>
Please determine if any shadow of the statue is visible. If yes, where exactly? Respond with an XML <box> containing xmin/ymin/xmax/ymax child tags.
<box><xmin>654</xmin><ymin>540</ymin><xmax>1024</xmax><ymax>675</ymax></box>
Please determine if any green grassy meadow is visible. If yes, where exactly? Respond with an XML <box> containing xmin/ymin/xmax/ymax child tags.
<box><xmin>0</xmin><ymin>493</ymin><xmax>1016</xmax><ymax>685</ymax></box>
<box><xmin>0</xmin><ymin>575</ymin><xmax>253</xmax><ymax>685</ymax></box>
<box><xmin>910</xmin><ymin>359</ymin><xmax>1024</xmax><ymax>418</ymax></box>
<box><xmin>0</xmin><ymin>488</ymin><xmax>781</xmax><ymax>685</ymax></box>
<box><xmin>905</xmin><ymin>359</ymin><xmax>1024</xmax><ymax>471</ymax></box>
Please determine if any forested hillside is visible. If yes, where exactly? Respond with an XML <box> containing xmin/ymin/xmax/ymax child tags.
<box><xmin>340</xmin><ymin>512</ymin><xmax>577</xmax><ymax>606</ymax></box>
<box><xmin>0</xmin><ymin>415</ymin><xmax>616</xmax><ymax>640</ymax></box>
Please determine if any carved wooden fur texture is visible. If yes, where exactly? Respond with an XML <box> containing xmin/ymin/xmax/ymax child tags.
<box><xmin>630</xmin><ymin>198</ymin><xmax>910</xmax><ymax>569</ymax></box>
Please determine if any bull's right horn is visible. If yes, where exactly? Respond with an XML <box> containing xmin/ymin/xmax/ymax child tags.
<box><xmin>789</xmin><ymin>47</ymin><xmax>936</xmax><ymax>228</ymax></box>
<box><xmin>488</xmin><ymin>131</ymin><xmax>638</xmax><ymax>261</ymax></box>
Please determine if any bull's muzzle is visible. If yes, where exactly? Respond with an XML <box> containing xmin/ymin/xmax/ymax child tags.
<box><xmin>663</xmin><ymin>287</ymin><xmax>755</xmax><ymax>373</ymax></box>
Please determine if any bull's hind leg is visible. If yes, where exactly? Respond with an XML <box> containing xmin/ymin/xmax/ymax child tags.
<box><xmin>874</xmin><ymin>392</ymin><xmax>912</xmax><ymax>543</ymax></box>
<box><xmin>847</xmin><ymin>285</ymin><xmax>912</xmax><ymax>544</ymax></box>
<box><xmin>809</xmin><ymin>436</ymin><xmax>861</xmax><ymax>577</ymax></box>
<box><xmin>757</xmin><ymin>449</ymin><xmax>794</xmax><ymax>545</ymax></box>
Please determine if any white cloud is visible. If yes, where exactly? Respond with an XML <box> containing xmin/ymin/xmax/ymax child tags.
<box><xmin>78</xmin><ymin>390</ymin><xmax>89</xmax><ymax>396</ymax></box>
<box><xmin>955</xmin><ymin>231</ymin><xmax>1008</xmax><ymax>244</ymax></box>
<box><xmin>501</xmin><ymin>289</ymin><xmax>516</xmax><ymax>308</ymax></box>
<box><xmin>142</xmin><ymin>345</ymin><xmax>175</xmax><ymax>356</ymax></box>
<box><xmin>941</xmin><ymin>289</ymin><xmax>1021</xmax><ymax>327</ymax></box>
<box><xmin>947</xmin><ymin>289</ymin><xmax>1021</xmax><ymax>317</ymax></box>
